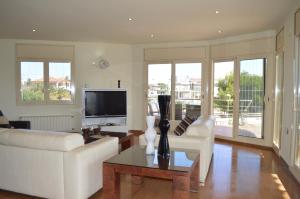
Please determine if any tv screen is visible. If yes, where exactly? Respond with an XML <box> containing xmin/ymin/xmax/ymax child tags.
<box><xmin>84</xmin><ymin>90</ymin><xmax>127</xmax><ymax>118</ymax></box>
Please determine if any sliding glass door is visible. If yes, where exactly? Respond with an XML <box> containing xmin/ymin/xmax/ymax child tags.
<box><xmin>213</xmin><ymin>61</ymin><xmax>234</xmax><ymax>137</ymax></box>
<box><xmin>213</xmin><ymin>58</ymin><xmax>266</xmax><ymax>140</ymax></box>
<box><xmin>238</xmin><ymin>59</ymin><xmax>265</xmax><ymax>139</ymax></box>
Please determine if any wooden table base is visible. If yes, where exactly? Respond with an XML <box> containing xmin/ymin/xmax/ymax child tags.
<box><xmin>102</xmin><ymin>159</ymin><xmax>199</xmax><ymax>199</ymax></box>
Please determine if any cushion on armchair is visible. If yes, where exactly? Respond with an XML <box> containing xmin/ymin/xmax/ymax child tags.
<box><xmin>0</xmin><ymin>111</ymin><xmax>11</xmax><ymax>128</ymax></box>
<box><xmin>174</xmin><ymin>116</ymin><xmax>194</xmax><ymax>136</ymax></box>
<box><xmin>185</xmin><ymin>117</ymin><xmax>215</xmax><ymax>137</ymax></box>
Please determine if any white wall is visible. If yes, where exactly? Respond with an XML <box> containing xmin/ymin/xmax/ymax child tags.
<box><xmin>279</xmin><ymin>3</ymin><xmax>300</xmax><ymax>183</ymax></box>
<box><xmin>280</xmin><ymin>11</ymin><xmax>296</xmax><ymax>165</ymax></box>
<box><xmin>0</xmin><ymin>32</ymin><xmax>277</xmax><ymax>142</ymax></box>
<box><xmin>0</xmin><ymin>39</ymin><xmax>133</xmax><ymax>131</ymax></box>
<box><xmin>131</xmin><ymin>31</ymin><xmax>276</xmax><ymax>147</ymax></box>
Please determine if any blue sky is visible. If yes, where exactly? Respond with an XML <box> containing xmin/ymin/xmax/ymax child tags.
<box><xmin>21</xmin><ymin>62</ymin><xmax>71</xmax><ymax>82</ymax></box>
<box><xmin>148</xmin><ymin>63</ymin><xmax>202</xmax><ymax>85</ymax></box>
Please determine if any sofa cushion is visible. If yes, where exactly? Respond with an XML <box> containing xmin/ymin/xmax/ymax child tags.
<box><xmin>0</xmin><ymin>111</ymin><xmax>11</xmax><ymax>128</ymax></box>
<box><xmin>185</xmin><ymin>117</ymin><xmax>215</xmax><ymax>137</ymax></box>
<box><xmin>174</xmin><ymin>116</ymin><xmax>194</xmax><ymax>136</ymax></box>
<box><xmin>0</xmin><ymin>128</ymin><xmax>84</xmax><ymax>152</ymax></box>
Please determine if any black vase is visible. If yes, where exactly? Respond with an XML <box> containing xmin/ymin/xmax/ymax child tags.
<box><xmin>158</xmin><ymin>95</ymin><xmax>171</xmax><ymax>158</ymax></box>
<box><xmin>158</xmin><ymin>155</ymin><xmax>170</xmax><ymax>170</ymax></box>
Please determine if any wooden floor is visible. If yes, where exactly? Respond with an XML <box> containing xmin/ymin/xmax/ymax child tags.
<box><xmin>1</xmin><ymin>141</ymin><xmax>300</xmax><ymax>199</ymax></box>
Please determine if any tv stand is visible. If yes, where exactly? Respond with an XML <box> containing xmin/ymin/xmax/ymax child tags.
<box><xmin>104</xmin><ymin>123</ymin><xmax>117</xmax><ymax>126</ymax></box>
<box><xmin>100</xmin><ymin>125</ymin><xmax>128</xmax><ymax>133</ymax></box>
<box><xmin>82</xmin><ymin>117</ymin><xmax>127</xmax><ymax>133</ymax></box>
<box><xmin>85</xmin><ymin>130</ymin><xmax>143</xmax><ymax>151</ymax></box>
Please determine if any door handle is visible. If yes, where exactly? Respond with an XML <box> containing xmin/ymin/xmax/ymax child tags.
<box><xmin>264</xmin><ymin>96</ymin><xmax>269</xmax><ymax>104</ymax></box>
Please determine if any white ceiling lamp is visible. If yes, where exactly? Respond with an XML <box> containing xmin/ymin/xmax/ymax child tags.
<box><xmin>150</xmin><ymin>34</ymin><xmax>155</xmax><ymax>38</ymax></box>
<box><xmin>215</xmin><ymin>10</ymin><xmax>220</xmax><ymax>14</ymax></box>
<box><xmin>32</xmin><ymin>29</ymin><xmax>36</xmax><ymax>32</ymax></box>
<box><xmin>218</xmin><ymin>30</ymin><xmax>223</xmax><ymax>34</ymax></box>
<box><xmin>128</xmin><ymin>17</ymin><xmax>133</xmax><ymax>21</ymax></box>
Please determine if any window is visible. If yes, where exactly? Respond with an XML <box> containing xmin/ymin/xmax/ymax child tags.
<box><xmin>147</xmin><ymin>62</ymin><xmax>202</xmax><ymax>123</ymax></box>
<box><xmin>175</xmin><ymin>63</ymin><xmax>202</xmax><ymax>120</ymax></box>
<box><xmin>238</xmin><ymin>59</ymin><xmax>265</xmax><ymax>139</ymax></box>
<box><xmin>49</xmin><ymin>62</ymin><xmax>72</xmax><ymax>101</ymax></box>
<box><xmin>18</xmin><ymin>60</ymin><xmax>74</xmax><ymax>104</ymax></box>
<box><xmin>147</xmin><ymin>64</ymin><xmax>172</xmax><ymax>120</ymax></box>
<box><xmin>20</xmin><ymin>62</ymin><xmax>44</xmax><ymax>102</ymax></box>
<box><xmin>212</xmin><ymin>58</ymin><xmax>266</xmax><ymax>139</ymax></box>
<box><xmin>213</xmin><ymin>61</ymin><xmax>234</xmax><ymax>138</ymax></box>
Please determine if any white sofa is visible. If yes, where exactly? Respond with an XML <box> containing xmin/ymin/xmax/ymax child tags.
<box><xmin>139</xmin><ymin>116</ymin><xmax>215</xmax><ymax>184</ymax></box>
<box><xmin>0</xmin><ymin>128</ymin><xmax>119</xmax><ymax>199</ymax></box>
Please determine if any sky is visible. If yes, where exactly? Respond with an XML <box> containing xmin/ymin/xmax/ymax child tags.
<box><xmin>148</xmin><ymin>59</ymin><xmax>264</xmax><ymax>86</ymax></box>
<box><xmin>148</xmin><ymin>63</ymin><xmax>202</xmax><ymax>85</ymax></box>
<box><xmin>214</xmin><ymin>59</ymin><xmax>264</xmax><ymax>82</ymax></box>
<box><xmin>214</xmin><ymin>61</ymin><xmax>234</xmax><ymax>81</ymax></box>
<box><xmin>21</xmin><ymin>62</ymin><xmax>71</xmax><ymax>82</ymax></box>
<box><xmin>21</xmin><ymin>59</ymin><xmax>263</xmax><ymax>85</ymax></box>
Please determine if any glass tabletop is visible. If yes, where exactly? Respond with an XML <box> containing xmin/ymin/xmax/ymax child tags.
<box><xmin>104</xmin><ymin>145</ymin><xmax>199</xmax><ymax>172</ymax></box>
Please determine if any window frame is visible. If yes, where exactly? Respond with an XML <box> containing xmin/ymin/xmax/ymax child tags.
<box><xmin>16</xmin><ymin>58</ymin><xmax>75</xmax><ymax>105</ymax></box>
<box><xmin>145</xmin><ymin>60</ymin><xmax>204</xmax><ymax>121</ymax></box>
<box><xmin>174</xmin><ymin>61</ymin><xmax>203</xmax><ymax>120</ymax></box>
<box><xmin>294</xmin><ymin>36</ymin><xmax>300</xmax><ymax>168</ymax></box>
<box><xmin>211</xmin><ymin>53</ymin><xmax>272</xmax><ymax>146</ymax></box>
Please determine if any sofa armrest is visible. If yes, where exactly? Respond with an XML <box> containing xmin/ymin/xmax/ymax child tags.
<box><xmin>0</xmin><ymin>124</ymin><xmax>11</xmax><ymax>128</ymax></box>
<box><xmin>9</xmin><ymin>121</ymin><xmax>31</xmax><ymax>129</ymax></box>
<box><xmin>63</xmin><ymin>137</ymin><xmax>119</xmax><ymax>199</ymax></box>
<box><xmin>139</xmin><ymin>134</ymin><xmax>211</xmax><ymax>160</ymax></box>
<box><xmin>139</xmin><ymin>134</ymin><xmax>209</xmax><ymax>149</ymax></box>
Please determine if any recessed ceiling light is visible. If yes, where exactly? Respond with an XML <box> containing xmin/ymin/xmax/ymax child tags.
<box><xmin>32</xmin><ymin>29</ymin><xmax>36</xmax><ymax>32</ymax></box>
<box><xmin>215</xmin><ymin>10</ymin><xmax>220</xmax><ymax>14</ymax></box>
<box><xmin>150</xmin><ymin>34</ymin><xmax>155</xmax><ymax>38</ymax></box>
<box><xmin>128</xmin><ymin>18</ymin><xmax>133</xmax><ymax>21</ymax></box>
<box><xmin>218</xmin><ymin>30</ymin><xmax>223</xmax><ymax>34</ymax></box>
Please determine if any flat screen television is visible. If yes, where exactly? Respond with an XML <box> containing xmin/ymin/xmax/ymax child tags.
<box><xmin>83</xmin><ymin>89</ymin><xmax>127</xmax><ymax>118</ymax></box>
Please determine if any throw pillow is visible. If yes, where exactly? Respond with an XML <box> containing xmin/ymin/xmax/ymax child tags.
<box><xmin>174</xmin><ymin>116</ymin><xmax>194</xmax><ymax>136</ymax></box>
<box><xmin>0</xmin><ymin>110</ymin><xmax>11</xmax><ymax>128</ymax></box>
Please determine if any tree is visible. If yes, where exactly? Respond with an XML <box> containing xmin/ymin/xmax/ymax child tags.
<box><xmin>22</xmin><ymin>82</ymin><xmax>44</xmax><ymax>102</ymax></box>
<box><xmin>215</xmin><ymin>72</ymin><xmax>264</xmax><ymax>113</ymax></box>
<box><xmin>214</xmin><ymin>72</ymin><xmax>234</xmax><ymax>113</ymax></box>
<box><xmin>157</xmin><ymin>83</ymin><xmax>169</xmax><ymax>95</ymax></box>
<box><xmin>239</xmin><ymin>72</ymin><xmax>264</xmax><ymax>112</ymax></box>
<box><xmin>26</xmin><ymin>78</ymin><xmax>32</xmax><ymax>86</ymax></box>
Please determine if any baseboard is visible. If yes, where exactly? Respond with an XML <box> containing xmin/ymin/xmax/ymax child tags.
<box><xmin>289</xmin><ymin>166</ymin><xmax>300</xmax><ymax>184</ymax></box>
<box><xmin>215</xmin><ymin>137</ymin><xmax>273</xmax><ymax>151</ymax></box>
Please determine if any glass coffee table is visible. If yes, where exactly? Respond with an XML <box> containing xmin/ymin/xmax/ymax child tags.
<box><xmin>102</xmin><ymin>145</ymin><xmax>200</xmax><ymax>199</ymax></box>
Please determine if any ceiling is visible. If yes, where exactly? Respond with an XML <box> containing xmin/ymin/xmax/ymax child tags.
<box><xmin>0</xmin><ymin>0</ymin><xmax>298</xmax><ymax>44</ymax></box>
